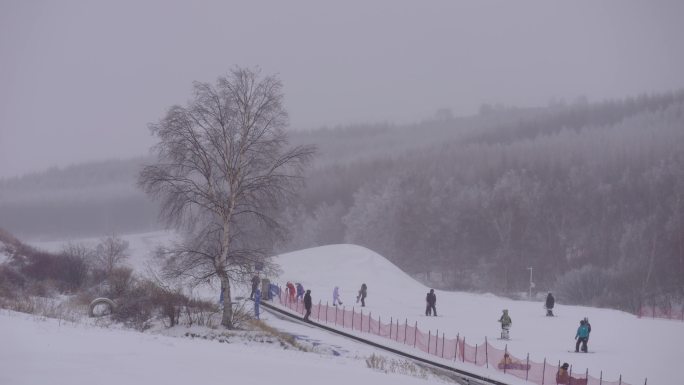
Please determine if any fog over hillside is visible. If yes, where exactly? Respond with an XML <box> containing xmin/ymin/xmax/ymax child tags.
<box><xmin>2</xmin><ymin>92</ymin><xmax>683</xmax><ymax>310</ymax></box>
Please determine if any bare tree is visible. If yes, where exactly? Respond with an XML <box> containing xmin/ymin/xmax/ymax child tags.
<box><xmin>95</xmin><ymin>235</ymin><xmax>130</xmax><ymax>274</ymax></box>
<box><xmin>138</xmin><ymin>67</ymin><xmax>314</xmax><ymax>328</ymax></box>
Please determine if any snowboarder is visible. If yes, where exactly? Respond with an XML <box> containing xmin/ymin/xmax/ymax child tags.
<box><xmin>356</xmin><ymin>283</ymin><xmax>367</xmax><ymax>307</ymax></box>
<box><xmin>296</xmin><ymin>282</ymin><xmax>305</xmax><ymax>301</ymax></box>
<box><xmin>545</xmin><ymin>292</ymin><xmax>555</xmax><ymax>316</ymax></box>
<box><xmin>250</xmin><ymin>275</ymin><xmax>260</xmax><ymax>299</ymax></box>
<box><xmin>286</xmin><ymin>282</ymin><xmax>296</xmax><ymax>303</ymax></box>
<box><xmin>303</xmin><ymin>289</ymin><xmax>312</xmax><ymax>321</ymax></box>
<box><xmin>575</xmin><ymin>319</ymin><xmax>590</xmax><ymax>352</ymax></box>
<box><xmin>498</xmin><ymin>309</ymin><xmax>512</xmax><ymax>339</ymax></box>
<box><xmin>333</xmin><ymin>286</ymin><xmax>343</xmax><ymax>306</ymax></box>
<box><xmin>254</xmin><ymin>288</ymin><xmax>262</xmax><ymax>320</ymax></box>
<box><xmin>425</xmin><ymin>289</ymin><xmax>437</xmax><ymax>316</ymax></box>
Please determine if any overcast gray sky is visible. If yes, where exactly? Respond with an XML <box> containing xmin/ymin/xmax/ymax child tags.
<box><xmin>1</xmin><ymin>0</ymin><xmax>683</xmax><ymax>179</ymax></box>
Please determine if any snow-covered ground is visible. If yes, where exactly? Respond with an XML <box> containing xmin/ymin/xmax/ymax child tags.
<box><xmin>18</xmin><ymin>233</ymin><xmax>684</xmax><ymax>384</ymax></box>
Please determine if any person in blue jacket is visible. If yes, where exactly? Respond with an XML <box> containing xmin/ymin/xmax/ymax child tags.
<box><xmin>254</xmin><ymin>289</ymin><xmax>262</xmax><ymax>320</ymax></box>
<box><xmin>575</xmin><ymin>319</ymin><xmax>590</xmax><ymax>352</ymax></box>
<box><xmin>296</xmin><ymin>282</ymin><xmax>305</xmax><ymax>301</ymax></box>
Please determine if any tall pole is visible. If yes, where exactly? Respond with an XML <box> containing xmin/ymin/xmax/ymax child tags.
<box><xmin>527</xmin><ymin>267</ymin><xmax>534</xmax><ymax>299</ymax></box>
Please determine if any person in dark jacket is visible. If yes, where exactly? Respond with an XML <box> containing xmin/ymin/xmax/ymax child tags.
<box><xmin>583</xmin><ymin>317</ymin><xmax>591</xmax><ymax>341</ymax></box>
<box><xmin>545</xmin><ymin>292</ymin><xmax>555</xmax><ymax>316</ymax></box>
<box><xmin>250</xmin><ymin>275</ymin><xmax>260</xmax><ymax>299</ymax></box>
<box><xmin>575</xmin><ymin>319</ymin><xmax>590</xmax><ymax>352</ymax></box>
<box><xmin>426</xmin><ymin>289</ymin><xmax>437</xmax><ymax>316</ymax></box>
<box><xmin>356</xmin><ymin>283</ymin><xmax>368</xmax><ymax>307</ymax></box>
<box><xmin>303</xmin><ymin>290</ymin><xmax>312</xmax><ymax>321</ymax></box>
<box><xmin>254</xmin><ymin>289</ymin><xmax>261</xmax><ymax>320</ymax></box>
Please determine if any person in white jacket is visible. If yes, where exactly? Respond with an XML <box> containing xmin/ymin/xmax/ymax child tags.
<box><xmin>333</xmin><ymin>286</ymin><xmax>343</xmax><ymax>306</ymax></box>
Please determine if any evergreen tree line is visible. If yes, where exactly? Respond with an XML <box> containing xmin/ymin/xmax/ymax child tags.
<box><xmin>279</xmin><ymin>92</ymin><xmax>684</xmax><ymax>311</ymax></box>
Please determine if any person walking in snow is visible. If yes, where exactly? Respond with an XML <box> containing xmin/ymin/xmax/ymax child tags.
<box><xmin>575</xmin><ymin>319</ymin><xmax>590</xmax><ymax>352</ymax></box>
<box><xmin>545</xmin><ymin>292</ymin><xmax>555</xmax><ymax>317</ymax></box>
<box><xmin>425</xmin><ymin>289</ymin><xmax>437</xmax><ymax>316</ymax></box>
<box><xmin>356</xmin><ymin>283</ymin><xmax>367</xmax><ymax>307</ymax></box>
<box><xmin>254</xmin><ymin>288</ymin><xmax>262</xmax><ymax>320</ymax></box>
<box><xmin>333</xmin><ymin>286</ymin><xmax>343</xmax><ymax>306</ymax></box>
<box><xmin>250</xmin><ymin>275</ymin><xmax>260</xmax><ymax>299</ymax></box>
<box><xmin>498</xmin><ymin>309</ymin><xmax>512</xmax><ymax>339</ymax></box>
<box><xmin>303</xmin><ymin>290</ymin><xmax>312</xmax><ymax>321</ymax></box>
<box><xmin>296</xmin><ymin>282</ymin><xmax>305</xmax><ymax>301</ymax></box>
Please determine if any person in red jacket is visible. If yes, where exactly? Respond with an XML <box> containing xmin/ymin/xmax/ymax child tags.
<box><xmin>286</xmin><ymin>282</ymin><xmax>296</xmax><ymax>303</ymax></box>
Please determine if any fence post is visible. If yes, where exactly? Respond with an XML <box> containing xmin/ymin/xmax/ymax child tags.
<box><xmin>317</xmin><ymin>300</ymin><xmax>321</xmax><ymax>320</ymax></box>
<box><xmin>599</xmin><ymin>371</ymin><xmax>603</xmax><ymax>385</ymax></box>
<box><xmin>359</xmin><ymin>308</ymin><xmax>363</xmax><ymax>332</ymax></box>
<box><xmin>462</xmin><ymin>337</ymin><xmax>466</xmax><ymax>362</ymax></box>
<box><xmin>454</xmin><ymin>333</ymin><xmax>459</xmax><ymax>362</ymax></box>
<box><xmin>389</xmin><ymin>317</ymin><xmax>392</xmax><ymax>339</ymax></box>
<box><xmin>644</xmin><ymin>377</ymin><xmax>647</xmax><ymax>385</ymax></box>
<box><xmin>435</xmin><ymin>329</ymin><xmax>439</xmax><ymax>355</ymax></box>
<box><xmin>352</xmin><ymin>307</ymin><xmax>355</xmax><ymax>331</ymax></box>
<box><xmin>369</xmin><ymin>312</ymin><xmax>373</xmax><ymax>334</ymax></box>
<box><xmin>541</xmin><ymin>358</ymin><xmax>546</xmax><ymax>385</ymax></box>
<box><xmin>378</xmin><ymin>316</ymin><xmax>381</xmax><ymax>336</ymax></box>
<box><xmin>503</xmin><ymin>345</ymin><xmax>507</xmax><ymax>373</ymax></box>
<box><xmin>525</xmin><ymin>353</ymin><xmax>529</xmax><ymax>381</ymax></box>
<box><xmin>569</xmin><ymin>363</ymin><xmax>573</xmax><ymax>378</ymax></box>
<box><xmin>428</xmin><ymin>330</ymin><xmax>431</xmax><ymax>354</ymax></box>
<box><xmin>414</xmin><ymin>321</ymin><xmax>418</xmax><ymax>348</ymax></box>
<box><xmin>404</xmin><ymin>318</ymin><xmax>408</xmax><ymax>343</ymax></box>
<box><xmin>475</xmin><ymin>344</ymin><xmax>478</xmax><ymax>365</ymax></box>
<box><xmin>442</xmin><ymin>333</ymin><xmax>445</xmax><ymax>358</ymax></box>
<box><xmin>485</xmin><ymin>337</ymin><xmax>488</xmax><ymax>368</ymax></box>
<box><xmin>396</xmin><ymin>319</ymin><xmax>399</xmax><ymax>341</ymax></box>
<box><xmin>619</xmin><ymin>374</ymin><xmax>622</xmax><ymax>385</ymax></box>
<box><xmin>586</xmin><ymin>368</ymin><xmax>589</xmax><ymax>382</ymax></box>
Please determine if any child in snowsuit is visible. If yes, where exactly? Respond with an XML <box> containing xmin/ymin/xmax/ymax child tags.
<box><xmin>545</xmin><ymin>292</ymin><xmax>555</xmax><ymax>316</ymax></box>
<box><xmin>499</xmin><ymin>309</ymin><xmax>512</xmax><ymax>339</ymax></box>
<box><xmin>425</xmin><ymin>289</ymin><xmax>437</xmax><ymax>316</ymax></box>
<box><xmin>356</xmin><ymin>283</ymin><xmax>367</xmax><ymax>307</ymax></box>
<box><xmin>296</xmin><ymin>283</ymin><xmax>305</xmax><ymax>301</ymax></box>
<box><xmin>333</xmin><ymin>286</ymin><xmax>343</xmax><ymax>306</ymax></box>
<box><xmin>575</xmin><ymin>319</ymin><xmax>590</xmax><ymax>352</ymax></box>
<box><xmin>303</xmin><ymin>290</ymin><xmax>312</xmax><ymax>321</ymax></box>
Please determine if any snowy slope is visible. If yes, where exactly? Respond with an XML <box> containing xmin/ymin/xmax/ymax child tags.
<box><xmin>273</xmin><ymin>244</ymin><xmax>683</xmax><ymax>385</ymax></box>
<box><xmin>23</xmin><ymin>234</ymin><xmax>683</xmax><ymax>384</ymax></box>
<box><xmin>0</xmin><ymin>310</ymin><xmax>445</xmax><ymax>385</ymax></box>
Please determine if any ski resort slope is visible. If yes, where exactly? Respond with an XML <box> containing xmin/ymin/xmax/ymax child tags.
<box><xmin>25</xmin><ymin>234</ymin><xmax>683</xmax><ymax>384</ymax></box>
<box><xmin>274</xmin><ymin>244</ymin><xmax>684</xmax><ymax>385</ymax></box>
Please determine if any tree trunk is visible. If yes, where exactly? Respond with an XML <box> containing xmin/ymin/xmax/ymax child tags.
<box><xmin>220</xmin><ymin>273</ymin><xmax>233</xmax><ymax>328</ymax></box>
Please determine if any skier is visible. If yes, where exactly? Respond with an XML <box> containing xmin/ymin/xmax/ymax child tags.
<box><xmin>333</xmin><ymin>286</ymin><xmax>343</xmax><ymax>306</ymax></box>
<box><xmin>254</xmin><ymin>288</ymin><xmax>261</xmax><ymax>320</ymax></box>
<box><xmin>303</xmin><ymin>289</ymin><xmax>312</xmax><ymax>321</ymax></box>
<box><xmin>356</xmin><ymin>283</ymin><xmax>368</xmax><ymax>307</ymax></box>
<box><xmin>296</xmin><ymin>282</ymin><xmax>305</xmax><ymax>301</ymax></box>
<box><xmin>250</xmin><ymin>275</ymin><xmax>260</xmax><ymax>299</ymax></box>
<box><xmin>498</xmin><ymin>309</ymin><xmax>512</xmax><ymax>339</ymax></box>
<box><xmin>545</xmin><ymin>292</ymin><xmax>555</xmax><ymax>316</ymax></box>
<box><xmin>575</xmin><ymin>319</ymin><xmax>590</xmax><ymax>352</ymax></box>
<box><xmin>425</xmin><ymin>289</ymin><xmax>437</xmax><ymax>316</ymax></box>
<box><xmin>286</xmin><ymin>282</ymin><xmax>296</xmax><ymax>303</ymax></box>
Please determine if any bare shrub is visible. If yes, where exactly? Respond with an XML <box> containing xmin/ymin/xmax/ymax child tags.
<box><xmin>106</xmin><ymin>267</ymin><xmax>134</xmax><ymax>298</ymax></box>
